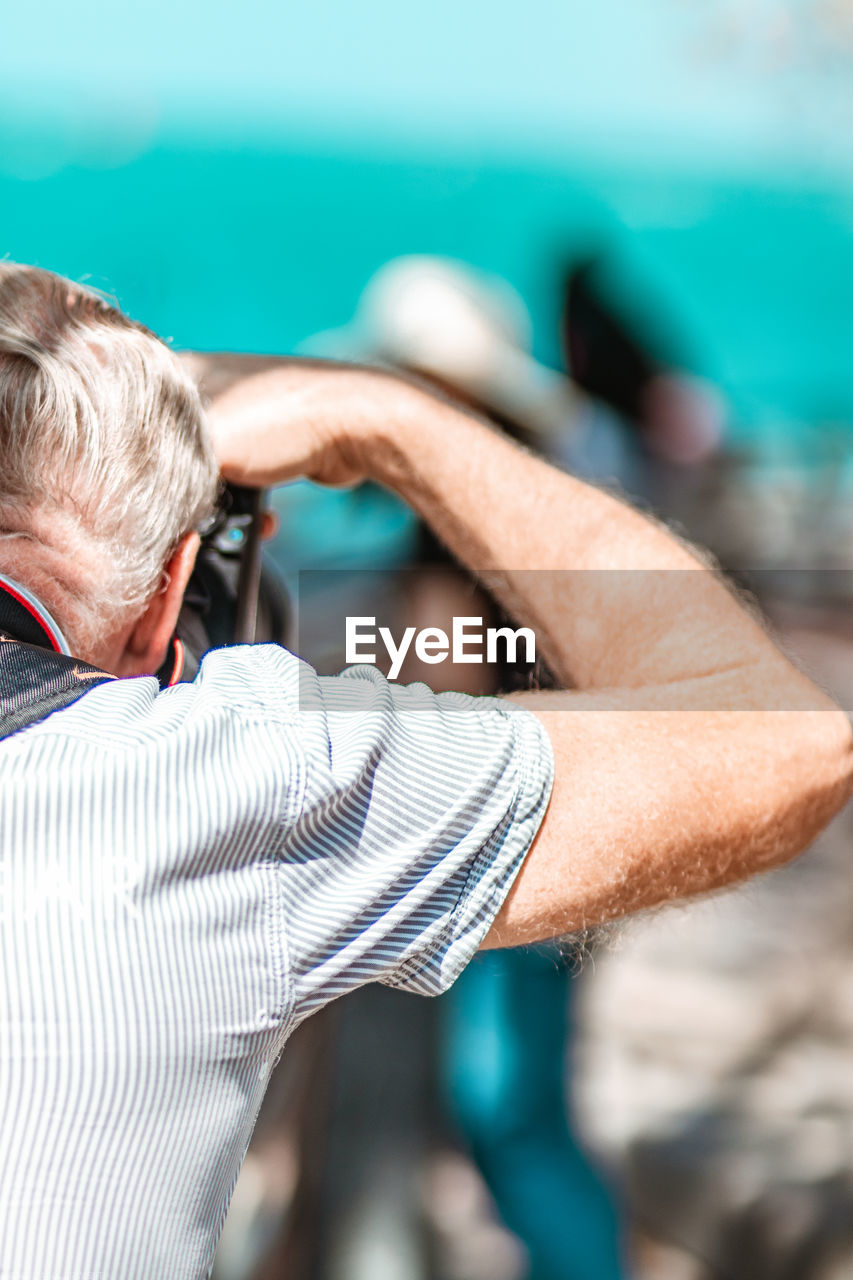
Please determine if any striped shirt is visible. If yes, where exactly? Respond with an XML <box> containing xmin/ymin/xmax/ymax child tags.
<box><xmin>0</xmin><ymin>643</ymin><xmax>553</xmax><ymax>1279</ymax></box>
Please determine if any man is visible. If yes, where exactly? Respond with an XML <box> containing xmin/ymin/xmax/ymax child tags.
<box><xmin>0</xmin><ymin>262</ymin><xmax>848</xmax><ymax>1279</ymax></box>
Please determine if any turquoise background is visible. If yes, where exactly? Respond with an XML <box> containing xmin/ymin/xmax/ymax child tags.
<box><xmin>2</xmin><ymin>0</ymin><xmax>853</xmax><ymax>443</ymax></box>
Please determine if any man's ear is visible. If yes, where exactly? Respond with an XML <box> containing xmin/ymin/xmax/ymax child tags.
<box><xmin>115</xmin><ymin>532</ymin><xmax>201</xmax><ymax>677</ymax></box>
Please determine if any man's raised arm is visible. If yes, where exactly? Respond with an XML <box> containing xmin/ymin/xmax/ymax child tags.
<box><xmin>204</xmin><ymin>360</ymin><xmax>853</xmax><ymax>946</ymax></box>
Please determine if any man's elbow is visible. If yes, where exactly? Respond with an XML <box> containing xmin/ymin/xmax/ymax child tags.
<box><xmin>763</xmin><ymin>703</ymin><xmax>853</xmax><ymax>874</ymax></box>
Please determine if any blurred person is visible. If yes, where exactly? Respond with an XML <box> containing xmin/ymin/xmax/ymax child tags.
<box><xmin>320</xmin><ymin>254</ymin><xmax>629</xmax><ymax>1280</ymax></box>
<box><xmin>443</xmin><ymin>946</ymin><xmax>626</xmax><ymax>1280</ymax></box>
<box><xmin>341</xmin><ymin>253</ymin><xmax>731</xmax><ymax>1278</ymax></box>
<box><xmin>0</xmin><ymin>261</ymin><xmax>848</xmax><ymax>1280</ymax></box>
<box><xmin>563</xmin><ymin>254</ymin><xmax>724</xmax><ymax>471</ymax></box>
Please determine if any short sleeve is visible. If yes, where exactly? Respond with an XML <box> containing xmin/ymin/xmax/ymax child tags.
<box><xmin>280</xmin><ymin>662</ymin><xmax>554</xmax><ymax>1024</ymax></box>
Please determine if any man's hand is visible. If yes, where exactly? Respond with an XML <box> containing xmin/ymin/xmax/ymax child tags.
<box><xmin>203</xmin><ymin>358</ymin><xmax>400</xmax><ymax>489</ymax></box>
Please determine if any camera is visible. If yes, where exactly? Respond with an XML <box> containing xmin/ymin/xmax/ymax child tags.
<box><xmin>164</xmin><ymin>483</ymin><xmax>291</xmax><ymax>685</ymax></box>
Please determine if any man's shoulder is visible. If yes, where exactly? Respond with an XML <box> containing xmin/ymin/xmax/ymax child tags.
<box><xmin>186</xmin><ymin>643</ymin><xmax>306</xmax><ymax>713</ymax></box>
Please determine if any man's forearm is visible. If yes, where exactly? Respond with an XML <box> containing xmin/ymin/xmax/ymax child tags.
<box><xmin>206</xmin><ymin>361</ymin><xmax>818</xmax><ymax>704</ymax></box>
<box><xmin>355</xmin><ymin>378</ymin><xmax>786</xmax><ymax>699</ymax></box>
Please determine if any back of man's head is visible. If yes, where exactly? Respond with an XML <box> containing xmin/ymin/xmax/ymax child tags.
<box><xmin>0</xmin><ymin>263</ymin><xmax>218</xmax><ymax>655</ymax></box>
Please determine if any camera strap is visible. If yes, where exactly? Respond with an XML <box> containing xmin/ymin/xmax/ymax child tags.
<box><xmin>0</xmin><ymin>574</ymin><xmax>114</xmax><ymax>743</ymax></box>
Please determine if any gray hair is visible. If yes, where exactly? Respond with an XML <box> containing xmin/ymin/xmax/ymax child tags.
<box><xmin>0</xmin><ymin>263</ymin><xmax>219</xmax><ymax>641</ymax></box>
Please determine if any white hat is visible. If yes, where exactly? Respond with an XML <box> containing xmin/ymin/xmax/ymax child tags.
<box><xmin>304</xmin><ymin>256</ymin><xmax>576</xmax><ymax>445</ymax></box>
